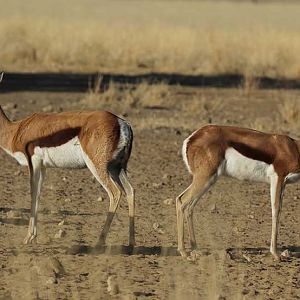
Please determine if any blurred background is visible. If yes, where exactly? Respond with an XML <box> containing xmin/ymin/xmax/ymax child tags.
<box><xmin>1</xmin><ymin>0</ymin><xmax>300</xmax><ymax>78</ymax></box>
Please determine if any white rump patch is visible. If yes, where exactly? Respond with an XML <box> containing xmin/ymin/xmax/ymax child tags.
<box><xmin>34</xmin><ymin>136</ymin><xmax>86</xmax><ymax>169</ymax></box>
<box><xmin>182</xmin><ymin>130</ymin><xmax>198</xmax><ymax>174</ymax></box>
<box><xmin>224</xmin><ymin>147</ymin><xmax>275</xmax><ymax>183</ymax></box>
<box><xmin>182</xmin><ymin>137</ymin><xmax>191</xmax><ymax>174</ymax></box>
<box><xmin>113</xmin><ymin>119</ymin><xmax>132</xmax><ymax>160</ymax></box>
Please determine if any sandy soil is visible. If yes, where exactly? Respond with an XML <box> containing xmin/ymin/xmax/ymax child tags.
<box><xmin>0</xmin><ymin>87</ymin><xmax>300</xmax><ymax>299</ymax></box>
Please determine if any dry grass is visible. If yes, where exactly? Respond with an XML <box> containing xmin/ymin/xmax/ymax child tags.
<box><xmin>278</xmin><ymin>98</ymin><xmax>300</xmax><ymax>129</ymax></box>
<box><xmin>181</xmin><ymin>93</ymin><xmax>226</xmax><ymax>124</ymax></box>
<box><xmin>81</xmin><ymin>76</ymin><xmax>171</xmax><ymax>110</ymax></box>
<box><xmin>250</xmin><ymin>117</ymin><xmax>275</xmax><ymax>132</ymax></box>
<box><xmin>1</xmin><ymin>0</ymin><xmax>300</xmax><ymax>78</ymax></box>
<box><xmin>241</xmin><ymin>76</ymin><xmax>261</xmax><ymax>95</ymax></box>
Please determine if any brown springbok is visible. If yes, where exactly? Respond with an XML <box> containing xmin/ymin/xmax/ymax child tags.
<box><xmin>177</xmin><ymin>124</ymin><xmax>300</xmax><ymax>260</ymax></box>
<box><xmin>0</xmin><ymin>72</ymin><xmax>135</xmax><ymax>246</ymax></box>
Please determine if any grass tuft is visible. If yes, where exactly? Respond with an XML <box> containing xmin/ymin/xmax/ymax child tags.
<box><xmin>81</xmin><ymin>79</ymin><xmax>170</xmax><ymax>111</ymax></box>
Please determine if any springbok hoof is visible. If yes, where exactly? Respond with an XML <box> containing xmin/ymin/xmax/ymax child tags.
<box><xmin>23</xmin><ymin>234</ymin><xmax>37</xmax><ymax>244</ymax></box>
<box><xmin>271</xmin><ymin>252</ymin><xmax>280</xmax><ymax>261</ymax></box>
<box><xmin>178</xmin><ymin>249</ymin><xmax>189</xmax><ymax>258</ymax></box>
<box><xmin>187</xmin><ymin>250</ymin><xmax>205</xmax><ymax>262</ymax></box>
<box><xmin>280</xmin><ymin>249</ymin><xmax>292</xmax><ymax>259</ymax></box>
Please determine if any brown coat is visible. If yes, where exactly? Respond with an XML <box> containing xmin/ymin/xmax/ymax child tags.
<box><xmin>2</xmin><ymin>110</ymin><xmax>121</xmax><ymax>166</ymax></box>
<box><xmin>186</xmin><ymin>125</ymin><xmax>300</xmax><ymax>177</ymax></box>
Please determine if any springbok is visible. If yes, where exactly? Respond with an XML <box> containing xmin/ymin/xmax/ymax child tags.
<box><xmin>0</xmin><ymin>72</ymin><xmax>135</xmax><ymax>246</ymax></box>
<box><xmin>176</xmin><ymin>124</ymin><xmax>300</xmax><ymax>260</ymax></box>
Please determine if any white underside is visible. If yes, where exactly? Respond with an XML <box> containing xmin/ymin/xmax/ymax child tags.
<box><xmin>224</xmin><ymin>147</ymin><xmax>275</xmax><ymax>183</ymax></box>
<box><xmin>34</xmin><ymin>136</ymin><xmax>86</xmax><ymax>168</ymax></box>
<box><xmin>2</xmin><ymin>131</ymin><xmax>128</xmax><ymax>195</ymax></box>
<box><xmin>3</xmin><ymin>149</ymin><xmax>28</xmax><ymax>166</ymax></box>
<box><xmin>3</xmin><ymin>136</ymin><xmax>87</xmax><ymax>169</ymax></box>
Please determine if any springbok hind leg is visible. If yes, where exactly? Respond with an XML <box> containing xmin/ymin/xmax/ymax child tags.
<box><xmin>82</xmin><ymin>154</ymin><xmax>123</xmax><ymax>246</ymax></box>
<box><xmin>119</xmin><ymin>169</ymin><xmax>135</xmax><ymax>247</ymax></box>
<box><xmin>97</xmin><ymin>174</ymin><xmax>122</xmax><ymax>246</ymax></box>
<box><xmin>176</xmin><ymin>185</ymin><xmax>193</xmax><ymax>257</ymax></box>
<box><xmin>176</xmin><ymin>173</ymin><xmax>218</xmax><ymax>257</ymax></box>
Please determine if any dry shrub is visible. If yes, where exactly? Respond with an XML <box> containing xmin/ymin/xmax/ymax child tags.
<box><xmin>82</xmin><ymin>75</ymin><xmax>113</xmax><ymax>107</ymax></box>
<box><xmin>182</xmin><ymin>93</ymin><xmax>225</xmax><ymax>124</ymax></box>
<box><xmin>81</xmin><ymin>78</ymin><xmax>170</xmax><ymax>110</ymax></box>
<box><xmin>278</xmin><ymin>98</ymin><xmax>300</xmax><ymax>128</ymax></box>
<box><xmin>128</xmin><ymin>81</ymin><xmax>170</xmax><ymax>108</ymax></box>
<box><xmin>202</xmin><ymin>99</ymin><xmax>225</xmax><ymax>117</ymax></box>
<box><xmin>185</xmin><ymin>94</ymin><xmax>224</xmax><ymax>115</ymax></box>
<box><xmin>241</xmin><ymin>75</ymin><xmax>260</xmax><ymax>95</ymax></box>
<box><xmin>250</xmin><ymin>117</ymin><xmax>275</xmax><ymax>132</ymax></box>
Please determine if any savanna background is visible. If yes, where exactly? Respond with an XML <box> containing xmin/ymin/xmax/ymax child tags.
<box><xmin>0</xmin><ymin>1</ymin><xmax>300</xmax><ymax>299</ymax></box>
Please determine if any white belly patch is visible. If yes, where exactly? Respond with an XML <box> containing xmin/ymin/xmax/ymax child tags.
<box><xmin>224</xmin><ymin>147</ymin><xmax>274</xmax><ymax>183</ymax></box>
<box><xmin>34</xmin><ymin>136</ymin><xmax>86</xmax><ymax>169</ymax></box>
<box><xmin>3</xmin><ymin>149</ymin><xmax>28</xmax><ymax>166</ymax></box>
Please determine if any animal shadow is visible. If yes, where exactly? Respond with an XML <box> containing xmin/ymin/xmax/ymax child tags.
<box><xmin>0</xmin><ymin>207</ymin><xmax>30</xmax><ymax>226</ymax></box>
<box><xmin>227</xmin><ymin>246</ymin><xmax>300</xmax><ymax>262</ymax></box>
<box><xmin>66</xmin><ymin>244</ymin><xmax>180</xmax><ymax>256</ymax></box>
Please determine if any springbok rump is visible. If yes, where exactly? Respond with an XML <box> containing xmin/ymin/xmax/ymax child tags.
<box><xmin>177</xmin><ymin>124</ymin><xmax>300</xmax><ymax>260</ymax></box>
<box><xmin>0</xmin><ymin>72</ymin><xmax>135</xmax><ymax>247</ymax></box>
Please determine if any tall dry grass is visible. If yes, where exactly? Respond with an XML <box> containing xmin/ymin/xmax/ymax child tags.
<box><xmin>1</xmin><ymin>0</ymin><xmax>300</xmax><ymax>78</ymax></box>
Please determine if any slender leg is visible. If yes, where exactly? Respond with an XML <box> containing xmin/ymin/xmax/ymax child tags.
<box><xmin>175</xmin><ymin>185</ymin><xmax>194</xmax><ymax>254</ymax></box>
<box><xmin>185</xmin><ymin>174</ymin><xmax>219</xmax><ymax>250</ymax></box>
<box><xmin>81</xmin><ymin>151</ymin><xmax>124</xmax><ymax>246</ymax></box>
<box><xmin>176</xmin><ymin>174</ymin><xmax>217</xmax><ymax>257</ymax></box>
<box><xmin>119</xmin><ymin>169</ymin><xmax>135</xmax><ymax>247</ymax></box>
<box><xmin>97</xmin><ymin>177</ymin><xmax>122</xmax><ymax>246</ymax></box>
<box><xmin>24</xmin><ymin>157</ymin><xmax>45</xmax><ymax>244</ymax></box>
<box><xmin>176</xmin><ymin>187</ymin><xmax>191</xmax><ymax>257</ymax></box>
<box><xmin>176</xmin><ymin>184</ymin><xmax>196</xmax><ymax>256</ymax></box>
<box><xmin>185</xmin><ymin>204</ymin><xmax>197</xmax><ymax>250</ymax></box>
<box><xmin>270</xmin><ymin>174</ymin><xmax>285</xmax><ymax>260</ymax></box>
<box><xmin>176</xmin><ymin>185</ymin><xmax>199</xmax><ymax>257</ymax></box>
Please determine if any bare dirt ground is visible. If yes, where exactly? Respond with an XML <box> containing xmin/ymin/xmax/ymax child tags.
<box><xmin>0</xmin><ymin>86</ymin><xmax>300</xmax><ymax>299</ymax></box>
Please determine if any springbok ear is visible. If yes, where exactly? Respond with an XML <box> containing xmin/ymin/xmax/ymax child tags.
<box><xmin>0</xmin><ymin>72</ymin><xmax>3</xmax><ymax>83</ymax></box>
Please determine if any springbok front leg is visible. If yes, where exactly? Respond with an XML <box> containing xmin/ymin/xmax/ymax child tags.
<box><xmin>24</xmin><ymin>157</ymin><xmax>45</xmax><ymax>244</ymax></box>
<box><xmin>269</xmin><ymin>174</ymin><xmax>285</xmax><ymax>260</ymax></box>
